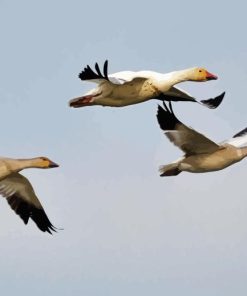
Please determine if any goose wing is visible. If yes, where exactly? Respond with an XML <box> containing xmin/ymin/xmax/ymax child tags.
<box><xmin>156</xmin><ymin>104</ymin><xmax>219</xmax><ymax>156</ymax></box>
<box><xmin>221</xmin><ymin>127</ymin><xmax>247</xmax><ymax>147</ymax></box>
<box><xmin>155</xmin><ymin>86</ymin><xmax>225</xmax><ymax>109</ymax></box>
<box><xmin>78</xmin><ymin>60</ymin><xmax>149</xmax><ymax>85</ymax></box>
<box><xmin>0</xmin><ymin>173</ymin><xmax>57</xmax><ymax>234</ymax></box>
<box><xmin>79</xmin><ymin>60</ymin><xmax>110</xmax><ymax>83</ymax></box>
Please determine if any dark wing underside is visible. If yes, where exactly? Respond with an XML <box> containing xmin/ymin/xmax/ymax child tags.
<box><xmin>0</xmin><ymin>173</ymin><xmax>57</xmax><ymax>234</ymax></box>
<box><xmin>154</xmin><ymin>92</ymin><xmax>225</xmax><ymax>109</ymax></box>
<box><xmin>154</xmin><ymin>93</ymin><xmax>196</xmax><ymax>103</ymax></box>
<box><xmin>6</xmin><ymin>194</ymin><xmax>57</xmax><ymax>234</ymax></box>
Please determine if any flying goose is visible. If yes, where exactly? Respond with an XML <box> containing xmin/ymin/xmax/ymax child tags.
<box><xmin>0</xmin><ymin>156</ymin><xmax>59</xmax><ymax>233</ymax></box>
<box><xmin>156</xmin><ymin>103</ymin><xmax>247</xmax><ymax>176</ymax></box>
<box><xmin>69</xmin><ymin>60</ymin><xmax>225</xmax><ymax>109</ymax></box>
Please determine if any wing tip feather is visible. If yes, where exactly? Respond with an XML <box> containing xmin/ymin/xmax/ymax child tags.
<box><xmin>78</xmin><ymin>60</ymin><xmax>109</xmax><ymax>81</ymax></box>
<box><xmin>156</xmin><ymin>104</ymin><xmax>180</xmax><ymax>131</ymax></box>
<box><xmin>200</xmin><ymin>91</ymin><xmax>225</xmax><ymax>109</ymax></box>
<box><xmin>233</xmin><ymin>127</ymin><xmax>247</xmax><ymax>138</ymax></box>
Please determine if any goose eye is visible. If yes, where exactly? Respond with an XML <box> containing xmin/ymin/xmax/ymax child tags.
<box><xmin>199</xmin><ymin>70</ymin><xmax>202</xmax><ymax>73</ymax></box>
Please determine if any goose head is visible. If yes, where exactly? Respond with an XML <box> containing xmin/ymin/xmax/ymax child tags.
<box><xmin>35</xmin><ymin>157</ymin><xmax>59</xmax><ymax>169</ymax></box>
<box><xmin>187</xmin><ymin>67</ymin><xmax>218</xmax><ymax>82</ymax></box>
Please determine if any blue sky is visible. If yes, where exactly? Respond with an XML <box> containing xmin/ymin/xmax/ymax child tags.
<box><xmin>0</xmin><ymin>0</ymin><xmax>247</xmax><ymax>295</ymax></box>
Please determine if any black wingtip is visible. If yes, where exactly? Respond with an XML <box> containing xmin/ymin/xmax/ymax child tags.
<box><xmin>233</xmin><ymin>127</ymin><xmax>247</xmax><ymax>138</ymax></box>
<box><xmin>95</xmin><ymin>62</ymin><xmax>102</xmax><ymax>77</ymax></box>
<box><xmin>156</xmin><ymin>104</ymin><xmax>180</xmax><ymax>131</ymax></box>
<box><xmin>47</xmin><ymin>225</ymin><xmax>64</xmax><ymax>235</ymax></box>
<box><xmin>78</xmin><ymin>60</ymin><xmax>109</xmax><ymax>81</ymax></box>
<box><xmin>30</xmin><ymin>208</ymin><xmax>59</xmax><ymax>234</ymax></box>
<box><xmin>103</xmin><ymin>60</ymin><xmax>109</xmax><ymax>80</ymax></box>
<box><xmin>200</xmin><ymin>91</ymin><xmax>225</xmax><ymax>109</ymax></box>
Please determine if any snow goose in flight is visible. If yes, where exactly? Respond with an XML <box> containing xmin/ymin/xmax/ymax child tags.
<box><xmin>69</xmin><ymin>60</ymin><xmax>225</xmax><ymax>109</ymax></box>
<box><xmin>0</xmin><ymin>156</ymin><xmax>59</xmax><ymax>234</ymax></box>
<box><xmin>156</xmin><ymin>103</ymin><xmax>247</xmax><ymax>176</ymax></box>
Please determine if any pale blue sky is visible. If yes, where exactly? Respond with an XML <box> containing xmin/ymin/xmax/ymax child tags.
<box><xmin>0</xmin><ymin>0</ymin><xmax>247</xmax><ymax>295</ymax></box>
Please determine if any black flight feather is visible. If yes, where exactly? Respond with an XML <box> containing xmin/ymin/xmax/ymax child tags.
<box><xmin>78</xmin><ymin>60</ymin><xmax>109</xmax><ymax>81</ymax></box>
<box><xmin>233</xmin><ymin>127</ymin><xmax>247</xmax><ymax>138</ymax></box>
<box><xmin>103</xmin><ymin>60</ymin><xmax>109</xmax><ymax>80</ymax></box>
<box><xmin>200</xmin><ymin>92</ymin><xmax>225</xmax><ymax>109</ymax></box>
<box><xmin>156</xmin><ymin>104</ymin><xmax>181</xmax><ymax>131</ymax></box>
<box><xmin>6</xmin><ymin>193</ymin><xmax>57</xmax><ymax>234</ymax></box>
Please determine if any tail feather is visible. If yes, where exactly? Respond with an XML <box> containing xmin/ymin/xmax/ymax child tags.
<box><xmin>159</xmin><ymin>163</ymin><xmax>181</xmax><ymax>177</ymax></box>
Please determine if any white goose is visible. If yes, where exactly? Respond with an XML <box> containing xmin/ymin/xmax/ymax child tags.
<box><xmin>69</xmin><ymin>60</ymin><xmax>225</xmax><ymax>109</ymax></box>
<box><xmin>156</xmin><ymin>103</ymin><xmax>247</xmax><ymax>176</ymax></box>
<box><xmin>0</xmin><ymin>156</ymin><xmax>59</xmax><ymax>234</ymax></box>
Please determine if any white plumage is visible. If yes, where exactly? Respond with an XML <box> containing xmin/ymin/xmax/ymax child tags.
<box><xmin>69</xmin><ymin>60</ymin><xmax>224</xmax><ymax>109</ymax></box>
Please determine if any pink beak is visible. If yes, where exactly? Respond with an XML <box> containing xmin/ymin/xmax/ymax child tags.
<box><xmin>205</xmin><ymin>71</ymin><xmax>218</xmax><ymax>80</ymax></box>
<box><xmin>69</xmin><ymin>95</ymin><xmax>95</xmax><ymax>108</ymax></box>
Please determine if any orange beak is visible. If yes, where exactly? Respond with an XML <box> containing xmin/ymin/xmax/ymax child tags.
<box><xmin>205</xmin><ymin>71</ymin><xmax>218</xmax><ymax>81</ymax></box>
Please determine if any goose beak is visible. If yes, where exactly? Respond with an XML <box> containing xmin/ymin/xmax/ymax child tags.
<box><xmin>69</xmin><ymin>95</ymin><xmax>94</xmax><ymax>108</ymax></box>
<box><xmin>49</xmin><ymin>161</ymin><xmax>59</xmax><ymax>168</ymax></box>
<box><xmin>69</xmin><ymin>97</ymin><xmax>83</xmax><ymax>108</ymax></box>
<box><xmin>205</xmin><ymin>71</ymin><xmax>218</xmax><ymax>81</ymax></box>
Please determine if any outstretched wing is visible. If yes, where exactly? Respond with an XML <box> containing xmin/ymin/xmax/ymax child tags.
<box><xmin>156</xmin><ymin>104</ymin><xmax>219</xmax><ymax>156</ymax></box>
<box><xmin>78</xmin><ymin>60</ymin><xmax>149</xmax><ymax>85</ymax></box>
<box><xmin>222</xmin><ymin>127</ymin><xmax>247</xmax><ymax>147</ymax></box>
<box><xmin>0</xmin><ymin>173</ymin><xmax>57</xmax><ymax>234</ymax></box>
<box><xmin>155</xmin><ymin>87</ymin><xmax>225</xmax><ymax>109</ymax></box>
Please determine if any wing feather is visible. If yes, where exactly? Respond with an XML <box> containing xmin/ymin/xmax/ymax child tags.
<box><xmin>0</xmin><ymin>173</ymin><xmax>57</xmax><ymax>234</ymax></box>
<box><xmin>156</xmin><ymin>105</ymin><xmax>219</xmax><ymax>155</ymax></box>
<box><xmin>222</xmin><ymin>127</ymin><xmax>247</xmax><ymax>147</ymax></box>
<box><xmin>79</xmin><ymin>61</ymin><xmax>149</xmax><ymax>85</ymax></box>
<box><xmin>79</xmin><ymin>60</ymin><xmax>110</xmax><ymax>82</ymax></box>
<box><xmin>155</xmin><ymin>87</ymin><xmax>225</xmax><ymax>109</ymax></box>
<box><xmin>103</xmin><ymin>60</ymin><xmax>109</xmax><ymax>80</ymax></box>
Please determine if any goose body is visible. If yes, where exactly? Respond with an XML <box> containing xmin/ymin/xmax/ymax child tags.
<box><xmin>69</xmin><ymin>60</ymin><xmax>225</xmax><ymax>109</ymax></box>
<box><xmin>0</xmin><ymin>156</ymin><xmax>59</xmax><ymax>233</ymax></box>
<box><xmin>156</xmin><ymin>104</ymin><xmax>247</xmax><ymax>176</ymax></box>
<box><xmin>178</xmin><ymin>145</ymin><xmax>244</xmax><ymax>173</ymax></box>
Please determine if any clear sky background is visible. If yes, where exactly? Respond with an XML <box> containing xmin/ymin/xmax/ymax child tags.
<box><xmin>0</xmin><ymin>0</ymin><xmax>247</xmax><ymax>295</ymax></box>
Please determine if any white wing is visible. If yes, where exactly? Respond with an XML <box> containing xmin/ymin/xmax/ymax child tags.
<box><xmin>222</xmin><ymin>127</ymin><xmax>247</xmax><ymax>147</ymax></box>
<box><xmin>109</xmin><ymin>70</ymin><xmax>160</xmax><ymax>85</ymax></box>
<box><xmin>78</xmin><ymin>60</ymin><xmax>158</xmax><ymax>85</ymax></box>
